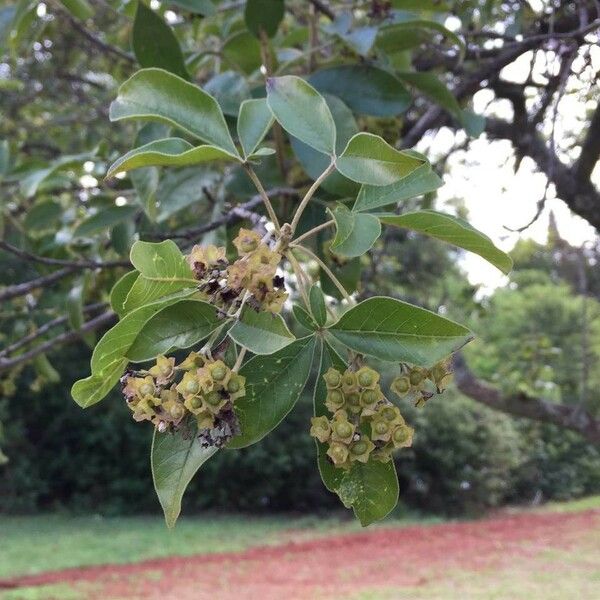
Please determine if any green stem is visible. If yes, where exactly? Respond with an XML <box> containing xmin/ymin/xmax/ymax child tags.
<box><xmin>292</xmin><ymin>219</ymin><xmax>334</xmax><ymax>246</ymax></box>
<box><xmin>285</xmin><ymin>250</ymin><xmax>311</xmax><ymax>309</ymax></box>
<box><xmin>289</xmin><ymin>161</ymin><xmax>336</xmax><ymax>234</ymax></box>
<box><xmin>243</xmin><ymin>164</ymin><xmax>281</xmax><ymax>233</ymax></box>
<box><xmin>291</xmin><ymin>244</ymin><xmax>351</xmax><ymax>302</ymax></box>
<box><xmin>233</xmin><ymin>346</ymin><xmax>247</xmax><ymax>372</ymax></box>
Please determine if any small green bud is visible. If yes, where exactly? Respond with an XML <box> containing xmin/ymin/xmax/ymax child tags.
<box><xmin>327</xmin><ymin>442</ymin><xmax>349</xmax><ymax>466</ymax></box>
<box><xmin>186</xmin><ymin>380</ymin><xmax>200</xmax><ymax>395</ymax></box>
<box><xmin>371</xmin><ymin>417</ymin><xmax>392</xmax><ymax>442</ymax></box>
<box><xmin>330</xmin><ymin>411</ymin><xmax>355</xmax><ymax>443</ymax></box>
<box><xmin>209</xmin><ymin>360</ymin><xmax>229</xmax><ymax>382</ymax></box>
<box><xmin>409</xmin><ymin>367</ymin><xmax>427</xmax><ymax>386</ymax></box>
<box><xmin>170</xmin><ymin>403</ymin><xmax>185</xmax><ymax>420</ymax></box>
<box><xmin>333</xmin><ymin>421</ymin><xmax>353</xmax><ymax>439</ymax></box>
<box><xmin>360</xmin><ymin>388</ymin><xmax>380</xmax><ymax>408</ymax></box>
<box><xmin>356</xmin><ymin>367</ymin><xmax>379</xmax><ymax>389</ymax></box>
<box><xmin>379</xmin><ymin>405</ymin><xmax>405</xmax><ymax>426</ymax></box>
<box><xmin>190</xmin><ymin>397</ymin><xmax>203</xmax><ymax>409</ymax></box>
<box><xmin>391</xmin><ymin>375</ymin><xmax>410</xmax><ymax>397</ymax></box>
<box><xmin>310</xmin><ymin>416</ymin><xmax>331</xmax><ymax>443</ymax></box>
<box><xmin>323</xmin><ymin>368</ymin><xmax>343</xmax><ymax>389</ymax></box>
<box><xmin>325</xmin><ymin>389</ymin><xmax>345</xmax><ymax>413</ymax></box>
<box><xmin>345</xmin><ymin>392</ymin><xmax>361</xmax><ymax>414</ymax></box>
<box><xmin>391</xmin><ymin>424</ymin><xmax>414</xmax><ymax>449</ymax></box>
<box><xmin>205</xmin><ymin>391</ymin><xmax>222</xmax><ymax>406</ymax></box>
<box><xmin>349</xmin><ymin>438</ymin><xmax>375</xmax><ymax>463</ymax></box>
<box><xmin>341</xmin><ymin>371</ymin><xmax>358</xmax><ymax>393</ymax></box>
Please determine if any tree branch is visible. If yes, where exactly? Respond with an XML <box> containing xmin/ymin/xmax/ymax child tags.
<box><xmin>0</xmin><ymin>268</ymin><xmax>76</xmax><ymax>303</ymax></box>
<box><xmin>0</xmin><ymin>312</ymin><xmax>117</xmax><ymax>374</ymax></box>
<box><xmin>0</xmin><ymin>240</ymin><xmax>131</xmax><ymax>269</ymax></box>
<box><xmin>453</xmin><ymin>354</ymin><xmax>600</xmax><ymax>445</ymax></box>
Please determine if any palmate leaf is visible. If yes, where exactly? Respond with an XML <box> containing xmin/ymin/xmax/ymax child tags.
<box><xmin>228</xmin><ymin>335</ymin><xmax>317</xmax><ymax>449</ymax></box>
<box><xmin>237</xmin><ymin>98</ymin><xmax>274</xmax><ymax>158</ymax></box>
<box><xmin>71</xmin><ymin>292</ymin><xmax>196</xmax><ymax>408</ymax></box>
<box><xmin>353</xmin><ymin>163</ymin><xmax>443</xmax><ymax>212</ymax></box>
<box><xmin>378</xmin><ymin>210</ymin><xmax>513</xmax><ymax>274</ymax></box>
<box><xmin>328</xmin><ymin>296</ymin><xmax>473</xmax><ymax>365</ymax></box>
<box><xmin>330</xmin><ymin>204</ymin><xmax>381</xmax><ymax>258</ymax></box>
<box><xmin>123</xmin><ymin>240</ymin><xmax>197</xmax><ymax>314</ymax></box>
<box><xmin>126</xmin><ymin>299</ymin><xmax>223</xmax><ymax>362</ymax></box>
<box><xmin>309</xmin><ymin>65</ymin><xmax>411</xmax><ymax>117</ymax></box>
<box><xmin>106</xmin><ymin>138</ymin><xmax>239</xmax><ymax>179</ymax></box>
<box><xmin>336</xmin><ymin>133</ymin><xmax>426</xmax><ymax>186</ymax></box>
<box><xmin>229</xmin><ymin>307</ymin><xmax>295</xmax><ymax>355</ymax></box>
<box><xmin>313</xmin><ymin>341</ymin><xmax>399</xmax><ymax>526</ymax></box>
<box><xmin>266</xmin><ymin>75</ymin><xmax>336</xmax><ymax>155</ymax></box>
<box><xmin>152</xmin><ymin>426</ymin><xmax>218</xmax><ymax>528</ymax></box>
<box><xmin>109</xmin><ymin>68</ymin><xmax>238</xmax><ymax>156</ymax></box>
<box><xmin>132</xmin><ymin>2</ymin><xmax>189</xmax><ymax>80</ymax></box>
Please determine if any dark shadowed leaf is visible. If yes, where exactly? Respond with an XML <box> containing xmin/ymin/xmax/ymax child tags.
<box><xmin>132</xmin><ymin>3</ymin><xmax>189</xmax><ymax>80</ymax></box>
<box><xmin>245</xmin><ymin>0</ymin><xmax>284</xmax><ymax>38</ymax></box>
<box><xmin>228</xmin><ymin>336</ymin><xmax>317</xmax><ymax>448</ymax></box>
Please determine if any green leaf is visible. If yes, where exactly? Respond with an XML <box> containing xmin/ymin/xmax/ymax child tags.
<box><xmin>353</xmin><ymin>164</ymin><xmax>443</xmax><ymax>212</ymax></box>
<box><xmin>107</xmin><ymin>138</ymin><xmax>238</xmax><ymax>178</ymax></box>
<box><xmin>336</xmin><ymin>133</ymin><xmax>425</xmax><ymax>186</ymax></box>
<box><xmin>237</xmin><ymin>98</ymin><xmax>274</xmax><ymax>158</ymax></box>
<box><xmin>229</xmin><ymin>307</ymin><xmax>295</xmax><ymax>355</ymax></box>
<box><xmin>290</xmin><ymin>94</ymin><xmax>360</xmax><ymax>196</ymax></box>
<box><xmin>110</xmin><ymin>271</ymin><xmax>139</xmax><ymax>318</ymax></box>
<box><xmin>123</xmin><ymin>240</ymin><xmax>197</xmax><ymax>313</ymax></box>
<box><xmin>293</xmin><ymin>304</ymin><xmax>318</xmax><ymax>331</ymax></box>
<box><xmin>397</xmin><ymin>71</ymin><xmax>461</xmax><ymax>117</ymax></box>
<box><xmin>329</xmin><ymin>204</ymin><xmax>381</xmax><ymax>258</ymax></box>
<box><xmin>152</xmin><ymin>426</ymin><xmax>218</xmax><ymax>528</ymax></box>
<box><xmin>461</xmin><ymin>109</ymin><xmax>486</xmax><ymax>137</ymax></box>
<box><xmin>328</xmin><ymin>296</ymin><xmax>473</xmax><ymax>365</ymax></box>
<box><xmin>109</xmin><ymin>68</ymin><xmax>238</xmax><ymax>155</ymax></box>
<box><xmin>378</xmin><ymin>209</ymin><xmax>513</xmax><ymax>274</ymax></box>
<box><xmin>23</xmin><ymin>200</ymin><xmax>62</xmax><ymax>232</ymax></box>
<box><xmin>377</xmin><ymin>20</ymin><xmax>465</xmax><ymax>60</ymax></box>
<box><xmin>132</xmin><ymin>2</ymin><xmax>189</xmax><ymax>80</ymax></box>
<box><xmin>168</xmin><ymin>0</ymin><xmax>216</xmax><ymax>15</ymax></box>
<box><xmin>309</xmin><ymin>66</ymin><xmax>411</xmax><ymax>117</ymax></box>
<box><xmin>313</xmin><ymin>341</ymin><xmax>398</xmax><ymax>526</ymax></box>
<box><xmin>266</xmin><ymin>76</ymin><xmax>336</xmax><ymax>155</ymax></box>
<box><xmin>204</xmin><ymin>71</ymin><xmax>250</xmax><ymax>117</ymax></box>
<box><xmin>154</xmin><ymin>166</ymin><xmax>219</xmax><ymax>223</ymax></box>
<box><xmin>222</xmin><ymin>30</ymin><xmax>262</xmax><ymax>75</ymax></box>
<box><xmin>126</xmin><ymin>299</ymin><xmax>223</xmax><ymax>362</ymax></box>
<box><xmin>19</xmin><ymin>153</ymin><xmax>88</xmax><ymax>198</ymax></box>
<box><xmin>72</xmin><ymin>294</ymin><xmax>194</xmax><ymax>408</ymax></box>
<box><xmin>59</xmin><ymin>0</ymin><xmax>93</xmax><ymax>20</ymax></box>
<box><xmin>74</xmin><ymin>205</ymin><xmax>139</xmax><ymax>237</ymax></box>
<box><xmin>309</xmin><ymin>285</ymin><xmax>327</xmax><ymax>327</ymax></box>
<box><xmin>245</xmin><ymin>0</ymin><xmax>284</xmax><ymax>38</ymax></box>
<box><xmin>228</xmin><ymin>336</ymin><xmax>317</xmax><ymax>449</ymax></box>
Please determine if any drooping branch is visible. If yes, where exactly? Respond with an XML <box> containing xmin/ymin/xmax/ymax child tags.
<box><xmin>453</xmin><ymin>354</ymin><xmax>600</xmax><ymax>445</ymax></box>
<box><xmin>0</xmin><ymin>267</ymin><xmax>76</xmax><ymax>303</ymax></box>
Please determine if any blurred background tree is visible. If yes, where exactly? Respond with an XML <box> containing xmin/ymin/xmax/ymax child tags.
<box><xmin>1</xmin><ymin>0</ymin><xmax>600</xmax><ymax>516</ymax></box>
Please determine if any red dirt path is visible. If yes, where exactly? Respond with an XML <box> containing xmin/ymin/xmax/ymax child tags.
<box><xmin>2</xmin><ymin>509</ymin><xmax>599</xmax><ymax>599</ymax></box>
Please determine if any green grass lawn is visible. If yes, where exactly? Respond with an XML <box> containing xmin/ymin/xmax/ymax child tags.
<box><xmin>0</xmin><ymin>508</ymin><xmax>439</xmax><ymax>579</ymax></box>
<box><xmin>0</xmin><ymin>497</ymin><xmax>598</xmax><ymax>582</ymax></box>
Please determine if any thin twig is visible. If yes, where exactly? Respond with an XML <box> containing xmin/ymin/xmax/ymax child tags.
<box><xmin>0</xmin><ymin>268</ymin><xmax>76</xmax><ymax>303</ymax></box>
<box><xmin>291</xmin><ymin>244</ymin><xmax>351</xmax><ymax>302</ymax></box>
<box><xmin>0</xmin><ymin>240</ymin><xmax>131</xmax><ymax>269</ymax></box>
<box><xmin>0</xmin><ymin>303</ymin><xmax>107</xmax><ymax>358</ymax></box>
<box><xmin>243</xmin><ymin>165</ymin><xmax>282</xmax><ymax>233</ymax></box>
<box><xmin>290</xmin><ymin>161</ymin><xmax>336</xmax><ymax>234</ymax></box>
<box><xmin>0</xmin><ymin>312</ymin><xmax>116</xmax><ymax>373</ymax></box>
<box><xmin>292</xmin><ymin>219</ymin><xmax>335</xmax><ymax>246</ymax></box>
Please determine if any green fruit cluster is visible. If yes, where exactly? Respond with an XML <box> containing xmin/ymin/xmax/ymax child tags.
<box><xmin>121</xmin><ymin>352</ymin><xmax>245</xmax><ymax>446</ymax></box>
<box><xmin>310</xmin><ymin>366</ymin><xmax>414</xmax><ymax>469</ymax></box>
<box><xmin>391</xmin><ymin>360</ymin><xmax>453</xmax><ymax>407</ymax></box>
<box><xmin>188</xmin><ymin>228</ymin><xmax>287</xmax><ymax>314</ymax></box>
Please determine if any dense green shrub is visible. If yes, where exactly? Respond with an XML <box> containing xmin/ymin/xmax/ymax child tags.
<box><xmin>3</xmin><ymin>346</ymin><xmax>599</xmax><ymax>516</ymax></box>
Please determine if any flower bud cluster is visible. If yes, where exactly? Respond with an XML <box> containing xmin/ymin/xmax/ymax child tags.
<box><xmin>310</xmin><ymin>366</ymin><xmax>414</xmax><ymax>469</ymax></box>
<box><xmin>187</xmin><ymin>228</ymin><xmax>288</xmax><ymax>314</ymax></box>
<box><xmin>121</xmin><ymin>352</ymin><xmax>245</xmax><ymax>447</ymax></box>
<box><xmin>391</xmin><ymin>360</ymin><xmax>453</xmax><ymax>407</ymax></box>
